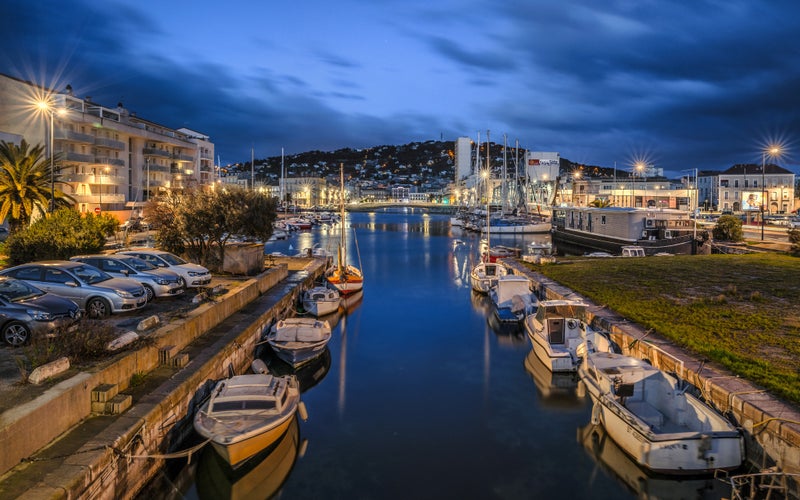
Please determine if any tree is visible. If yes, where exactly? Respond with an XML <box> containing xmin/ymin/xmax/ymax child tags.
<box><xmin>789</xmin><ymin>228</ymin><xmax>800</xmax><ymax>256</ymax></box>
<box><xmin>149</xmin><ymin>187</ymin><xmax>277</xmax><ymax>269</ymax></box>
<box><xmin>0</xmin><ymin>140</ymin><xmax>74</xmax><ymax>234</ymax></box>
<box><xmin>5</xmin><ymin>209</ymin><xmax>117</xmax><ymax>265</ymax></box>
<box><xmin>712</xmin><ymin>215</ymin><xmax>743</xmax><ymax>242</ymax></box>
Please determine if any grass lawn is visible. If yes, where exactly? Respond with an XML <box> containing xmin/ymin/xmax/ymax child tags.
<box><xmin>528</xmin><ymin>253</ymin><xmax>800</xmax><ymax>405</ymax></box>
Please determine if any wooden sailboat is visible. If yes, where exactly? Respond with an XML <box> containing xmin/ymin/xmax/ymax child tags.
<box><xmin>325</xmin><ymin>163</ymin><xmax>364</xmax><ymax>295</ymax></box>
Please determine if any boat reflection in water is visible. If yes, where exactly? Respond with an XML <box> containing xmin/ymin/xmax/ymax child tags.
<box><xmin>524</xmin><ymin>349</ymin><xmax>588</xmax><ymax>409</ymax></box>
<box><xmin>196</xmin><ymin>416</ymin><xmax>304</xmax><ymax>500</ymax></box>
<box><xmin>486</xmin><ymin>305</ymin><xmax>526</xmax><ymax>346</ymax></box>
<box><xmin>577</xmin><ymin>423</ymin><xmax>732</xmax><ymax>500</ymax></box>
<box><xmin>261</xmin><ymin>348</ymin><xmax>332</xmax><ymax>394</ymax></box>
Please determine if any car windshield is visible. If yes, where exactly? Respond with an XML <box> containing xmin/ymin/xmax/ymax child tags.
<box><xmin>0</xmin><ymin>277</ymin><xmax>44</xmax><ymax>301</ymax></box>
<box><xmin>119</xmin><ymin>256</ymin><xmax>157</xmax><ymax>271</ymax></box>
<box><xmin>71</xmin><ymin>264</ymin><xmax>112</xmax><ymax>284</ymax></box>
<box><xmin>159</xmin><ymin>253</ymin><xmax>187</xmax><ymax>266</ymax></box>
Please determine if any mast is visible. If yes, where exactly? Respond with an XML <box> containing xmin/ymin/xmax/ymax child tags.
<box><xmin>486</xmin><ymin>130</ymin><xmax>491</xmax><ymax>258</ymax></box>
<box><xmin>251</xmin><ymin>147</ymin><xmax>255</xmax><ymax>191</ymax></box>
<box><xmin>339</xmin><ymin>162</ymin><xmax>346</xmax><ymax>273</ymax></box>
<box><xmin>502</xmin><ymin>133</ymin><xmax>507</xmax><ymax>215</ymax></box>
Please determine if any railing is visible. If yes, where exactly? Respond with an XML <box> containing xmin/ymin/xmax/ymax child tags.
<box><xmin>148</xmin><ymin>164</ymin><xmax>170</xmax><ymax>173</ymax></box>
<box><xmin>142</xmin><ymin>148</ymin><xmax>171</xmax><ymax>158</ymax></box>
<box><xmin>95</xmin><ymin>138</ymin><xmax>126</xmax><ymax>150</ymax></box>
<box><xmin>64</xmin><ymin>152</ymin><xmax>94</xmax><ymax>163</ymax></box>
<box><xmin>71</xmin><ymin>193</ymin><xmax>126</xmax><ymax>204</ymax></box>
<box><xmin>55</xmin><ymin>129</ymin><xmax>95</xmax><ymax>144</ymax></box>
<box><xmin>172</xmin><ymin>153</ymin><xmax>195</xmax><ymax>162</ymax></box>
<box><xmin>95</xmin><ymin>157</ymin><xmax>126</xmax><ymax>167</ymax></box>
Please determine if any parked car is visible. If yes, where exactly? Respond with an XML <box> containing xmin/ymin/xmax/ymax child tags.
<box><xmin>115</xmin><ymin>249</ymin><xmax>212</xmax><ymax>288</ymax></box>
<box><xmin>0</xmin><ymin>261</ymin><xmax>148</xmax><ymax>318</ymax></box>
<box><xmin>0</xmin><ymin>276</ymin><xmax>82</xmax><ymax>346</ymax></box>
<box><xmin>70</xmin><ymin>254</ymin><xmax>184</xmax><ymax>302</ymax></box>
<box><xmin>0</xmin><ymin>227</ymin><xmax>9</xmax><ymax>242</ymax></box>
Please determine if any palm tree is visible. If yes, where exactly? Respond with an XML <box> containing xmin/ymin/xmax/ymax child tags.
<box><xmin>588</xmin><ymin>198</ymin><xmax>614</xmax><ymax>208</ymax></box>
<box><xmin>0</xmin><ymin>139</ymin><xmax>72</xmax><ymax>234</ymax></box>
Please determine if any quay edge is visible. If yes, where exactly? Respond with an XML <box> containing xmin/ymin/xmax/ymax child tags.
<box><xmin>504</xmin><ymin>258</ymin><xmax>800</xmax><ymax>478</ymax></box>
<box><xmin>0</xmin><ymin>257</ymin><xmax>328</xmax><ymax>499</ymax></box>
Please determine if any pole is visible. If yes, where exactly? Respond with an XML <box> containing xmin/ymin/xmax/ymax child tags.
<box><xmin>761</xmin><ymin>152</ymin><xmax>766</xmax><ymax>241</ymax></box>
<box><xmin>145</xmin><ymin>157</ymin><xmax>150</xmax><ymax>203</ymax></box>
<box><xmin>48</xmin><ymin>111</ymin><xmax>54</xmax><ymax>213</ymax></box>
<box><xmin>251</xmin><ymin>147</ymin><xmax>255</xmax><ymax>191</ymax></box>
<box><xmin>99</xmin><ymin>168</ymin><xmax>103</xmax><ymax>213</ymax></box>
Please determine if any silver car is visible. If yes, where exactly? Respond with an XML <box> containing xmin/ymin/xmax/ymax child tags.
<box><xmin>116</xmin><ymin>249</ymin><xmax>212</xmax><ymax>288</ymax></box>
<box><xmin>0</xmin><ymin>261</ymin><xmax>148</xmax><ymax>318</ymax></box>
<box><xmin>70</xmin><ymin>254</ymin><xmax>184</xmax><ymax>302</ymax></box>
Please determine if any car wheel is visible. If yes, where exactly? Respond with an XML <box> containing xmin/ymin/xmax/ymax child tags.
<box><xmin>143</xmin><ymin>285</ymin><xmax>155</xmax><ymax>302</ymax></box>
<box><xmin>3</xmin><ymin>322</ymin><xmax>31</xmax><ymax>346</ymax></box>
<box><xmin>86</xmin><ymin>298</ymin><xmax>111</xmax><ymax>318</ymax></box>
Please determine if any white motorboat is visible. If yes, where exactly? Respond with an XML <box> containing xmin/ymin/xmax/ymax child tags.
<box><xmin>579</xmin><ymin>351</ymin><xmax>745</xmax><ymax>475</ymax></box>
<box><xmin>302</xmin><ymin>285</ymin><xmax>341</xmax><ymax>317</ymax></box>
<box><xmin>524</xmin><ymin>300</ymin><xmax>614</xmax><ymax>373</ymax></box>
<box><xmin>489</xmin><ymin>274</ymin><xmax>536</xmax><ymax>324</ymax></box>
<box><xmin>193</xmin><ymin>370</ymin><xmax>303</xmax><ymax>468</ymax></box>
<box><xmin>469</xmin><ymin>261</ymin><xmax>510</xmax><ymax>294</ymax></box>
<box><xmin>522</xmin><ymin>241</ymin><xmax>556</xmax><ymax>264</ymax></box>
<box><xmin>266</xmin><ymin>317</ymin><xmax>332</xmax><ymax>367</ymax></box>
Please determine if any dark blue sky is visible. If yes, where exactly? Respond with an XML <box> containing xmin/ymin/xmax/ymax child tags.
<box><xmin>2</xmin><ymin>0</ymin><xmax>798</xmax><ymax>176</ymax></box>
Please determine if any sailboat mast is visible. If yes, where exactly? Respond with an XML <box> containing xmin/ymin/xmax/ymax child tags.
<box><xmin>339</xmin><ymin>163</ymin><xmax>346</xmax><ymax>271</ymax></box>
<box><xmin>486</xmin><ymin>129</ymin><xmax>491</xmax><ymax>256</ymax></box>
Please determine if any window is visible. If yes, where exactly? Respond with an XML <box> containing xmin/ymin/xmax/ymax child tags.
<box><xmin>44</xmin><ymin>269</ymin><xmax>73</xmax><ymax>284</ymax></box>
<box><xmin>734</xmin><ymin>180</ymin><xmax>739</xmax><ymax>188</ymax></box>
<box><xmin>601</xmin><ymin>215</ymin><xmax>606</xmax><ymax>225</ymax></box>
<box><xmin>12</xmin><ymin>267</ymin><xmax>42</xmax><ymax>281</ymax></box>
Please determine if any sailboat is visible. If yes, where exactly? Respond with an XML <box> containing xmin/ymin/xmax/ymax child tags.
<box><xmin>470</xmin><ymin>131</ymin><xmax>509</xmax><ymax>294</ymax></box>
<box><xmin>325</xmin><ymin>163</ymin><xmax>364</xmax><ymax>295</ymax></box>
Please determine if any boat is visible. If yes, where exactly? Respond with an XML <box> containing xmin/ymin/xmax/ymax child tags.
<box><xmin>521</xmin><ymin>241</ymin><xmax>556</xmax><ymax>264</ymax></box>
<box><xmin>196</xmin><ymin>415</ymin><xmax>301</xmax><ymax>500</ymax></box>
<box><xmin>578</xmin><ymin>351</ymin><xmax>745</xmax><ymax>475</ymax></box>
<box><xmin>577</xmin><ymin>423</ymin><xmax>733</xmax><ymax>499</ymax></box>
<box><xmin>480</xmin><ymin>216</ymin><xmax>551</xmax><ymax>234</ymax></box>
<box><xmin>193</xmin><ymin>369</ymin><xmax>303</xmax><ymax>468</ymax></box>
<box><xmin>481</xmin><ymin>242</ymin><xmax>522</xmax><ymax>263</ymax></box>
<box><xmin>301</xmin><ymin>285</ymin><xmax>341</xmax><ymax>317</ymax></box>
<box><xmin>469</xmin><ymin>260</ymin><xmax>510</xmax><ymax>294</ymax></box>
<box><xmin>524</xmin><ymin>300</ymin><xmax>615</xmax><ymax>373</ymax></box>
<box><xmin>489</xmin><ymin>274</ymin><xmax>536</xmax><ymax>324</ymax></box>
<box><xmin>551</xmin><ymin>206</ymin><xmax>707</xmax><ymax>256</ymax></box>
<box><xmin>620</xmin><ymin>245</ymin><xmax>645</xmax><ymax>257</ymax></box>
<box><xmin>325</xmin><ymin>163</ymin><xmax>364</xmax><ymax>295</ymax></box>
<box><xmin>266</xmin><ymin>317</ymin><xmax>332</xmax><ymax>367</ymax></box>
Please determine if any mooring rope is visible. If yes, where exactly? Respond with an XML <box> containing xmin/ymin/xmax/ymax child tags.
<box><xmin>113</xmin><ymin>437</ymin><xmax>212</xmax><ymax>461</ymax></box>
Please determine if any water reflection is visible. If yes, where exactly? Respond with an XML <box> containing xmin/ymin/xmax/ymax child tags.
<box><xmin>524</xmin><ymin>349</ymin><xmax>588</xmax><ymax>409</ymax></box>
<box><xmin>260</xmin><ymin>348</ymin><xmax>332</xmax><ymax>394</ymax></box>
<box><xmin>577</xmin><ymin>423</ymin><xmax>731</xmax><ymax>500</ymax></box>
<box><xmin>195</xmin><ymin>416</ymin><xmax>303</xmax><ymax>500</ymax></box>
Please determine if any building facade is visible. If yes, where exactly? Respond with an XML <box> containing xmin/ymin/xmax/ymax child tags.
<box><xmin>706</xmin><ymin>164</ymin><xmax>795</xmax><ymax>214</ymax></box>
<box><xmin>0</xmin><ymin>73</ymin><xmax>215</xmax><ymax>218</ymax></box>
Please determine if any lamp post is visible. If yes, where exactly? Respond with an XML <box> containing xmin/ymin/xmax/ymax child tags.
<box><xmin>761</xmin><ymin>146</ymin><xmax>781</xmax><ymax>240</ymax></box>
<box><xmin>36</xmin><ymin>101</ymin><xmax>55</xmax><ymax>212</ymax></box>
<box><xmin>145</xmin><ymin>157</ymin><xmax>150</xmax><ymax>204</ymax></box>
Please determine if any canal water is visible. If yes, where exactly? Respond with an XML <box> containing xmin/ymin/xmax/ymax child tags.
<box><xmin>143</xmin><ymin>210</ymin><xmax>731</xmax><ymax>499</ymax></box>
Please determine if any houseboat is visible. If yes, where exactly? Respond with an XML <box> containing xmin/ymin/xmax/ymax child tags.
<box><xmin>551</xmin><ymin>207</ymin><xmax>707</xmax><ymax>256</ymax></box>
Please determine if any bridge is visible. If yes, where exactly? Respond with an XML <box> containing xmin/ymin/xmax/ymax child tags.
<box><xmin>345</xmin><ymin>202</ymin><xmax>459</xmax><ymax>214</ymax></box>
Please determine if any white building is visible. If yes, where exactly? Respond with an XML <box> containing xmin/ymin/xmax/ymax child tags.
<box><xmin>0</xmin><ymin>73</ymin><xmax>216</xmax><ymax>218</ymax></box>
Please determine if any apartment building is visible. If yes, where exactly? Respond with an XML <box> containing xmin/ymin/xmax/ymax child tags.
<box><xmin>0</xmin><ymin>73</ymin><xmax>215</xmax><ymax>217</ymax></box>
<box><xmin>699</xmin><ymin>164</ymin><xmax>795</xmax><ymax>213</ymax></box>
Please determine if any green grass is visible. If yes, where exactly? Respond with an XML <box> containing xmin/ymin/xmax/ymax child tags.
<box><xmin>529</xmin><ymin>253</ymin><xmax>800</xmax><ymax>404</ymax></box>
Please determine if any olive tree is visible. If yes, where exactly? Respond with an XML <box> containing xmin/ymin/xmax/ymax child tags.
<box><xmin>148</xmin><ymin>187</ymin><xmax>277</xmax><ymax>269</ymax></box>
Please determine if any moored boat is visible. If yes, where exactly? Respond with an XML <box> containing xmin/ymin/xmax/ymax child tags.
<box><xmin>578</xmin><ymin>351</ymin><xmax>745</xmax><ymax>475</ymax></box>
<box><xmin>302</xmin><ymin>285</ymin><xmax>341</xmax><ymax>317</ymax></box>
<box><xmin>469</xmin><ymin>261</ymin><xmax>510</xmax><ymax>294</ymax></box>
<box><xmin>524</xmin><ymin>300</ymin><xmax>615</xmax><ymax>373</ymax></box>
<box><xmin>266</xmin><ymin>317</ymin><xmax>332</xmax><ymax>367</ymax></box>
<box><xmin>193</xmin><ymin>372</ymin><xmax>302</xmax><ymax>468</ymax></box>
<box><xmin>326</xmin><ymin>163</ymin><xmax>364</xmax><ymax>295</ymax></box>
<box><xmin>489</xmin><ymin>274</ymin><xmax>536</xmax><ymax>324</ymax></box>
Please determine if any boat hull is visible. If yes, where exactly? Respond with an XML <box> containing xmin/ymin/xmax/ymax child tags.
<box><xmin>270</xmin><ymin>343</ymin><xmax>329</xmax><ymax>367</ymax></box>
<box><xmin>552</xmin><ymin>226</ymin><xmax>695</xmax><ymax>256</ymax></box>
<box><xmin>209</xmin><ymin>414</ymin><xmax>295</xmax><ymax>469</ymax></box>
<box><xmin>325</xmin><ymin>266</ymin><xmax>363</xmax><ymax>295</ymax></box>
<box><xmin>303</xmin><ymin>299</ymin><xmax>340</xmax><ymax>317</ymax></box>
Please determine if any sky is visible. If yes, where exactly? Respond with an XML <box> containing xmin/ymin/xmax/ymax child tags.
<box><xmin>2</xmin><ymin>0</ymin><xmax>799</xmax><ymax>177</ymax></box>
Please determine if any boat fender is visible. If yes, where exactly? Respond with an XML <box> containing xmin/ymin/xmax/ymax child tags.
<box><xmin>298</xmin><ymin>401</ymin><xmax>309</xmax><ymax>422</ymax></box>
<box><xmin>251</xmin><ymin>358</ymin><xmax>269</xmax><ymax>374</ymax></box>
<box><xmin>591</xmin><ymin>402</ymin><xmax>601</xmax><ymax>426</ymax></box>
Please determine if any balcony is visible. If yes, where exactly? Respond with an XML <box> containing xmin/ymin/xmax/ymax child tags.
<box><xmin>148</xmin><ymin>164</ymin><xmax>170</xmax><ymax>173</ymax></box>
<box><xmin>95</xmin><ymin>157</ymin><xmax>126</xmax><ymax>167</ymax></box>
<box><xmin>55</xmin><ymin>129</ymin><xmax>94</xmax><ymax>144</ymax></box>
<box><xmin>143</xmin><ymin>148</ymin><xmax>171</xmax><ymax>158</ymax></box>
<box><xmin>64</xmin><ymin>152</ymin><xmax>94</xmax><ymax>163</ymax></box>
<box><xmin>95</xmin><ymin>138</ymin><xmax>126</xmax><ymax>150</ymax></box>
<box><xmin>172</xmin><ymin>153</ymin><xmax>195</xmax><ymax>162</ymax></box>
<box><xmin>71</xmin><ymin>193</ymin><xmax>126</xmax><ymax>204</ymax></box>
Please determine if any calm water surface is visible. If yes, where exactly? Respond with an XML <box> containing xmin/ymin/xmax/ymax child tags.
<box><xmin>148</xmin><ymin>210</ymin><xmax>730</xmax><ymax>500</ymax></box>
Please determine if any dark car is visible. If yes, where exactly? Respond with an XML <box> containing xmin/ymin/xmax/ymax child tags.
<box><xmin>0</xmin><ymin>276</ymin><xmax>82</xmax><ymax>346</ymax></box>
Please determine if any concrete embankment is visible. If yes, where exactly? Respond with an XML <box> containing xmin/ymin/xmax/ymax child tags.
<box><xmin>504</xmin><ymin>259</ymin><xmax>800</xmax><ymax>477</ymax></box>
<box><xmin>0</xmin><ymin>257</ymin><xmax>328</xmax><ymax>499</ymax></box>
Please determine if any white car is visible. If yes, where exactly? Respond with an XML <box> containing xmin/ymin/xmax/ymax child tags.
<box><xmin>116</xmin><ymin>249</ymin><xmax>212</xmax><ymax>288</ymax></box>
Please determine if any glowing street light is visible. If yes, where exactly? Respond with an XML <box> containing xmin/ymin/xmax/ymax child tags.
<box><xmin>36</xmin><ymin>100</ymin><xmax>64</xmax><ymax>213</ymax></box>
<box><xmin>761</xmin><ymin>145</ymin><xmax>781</xmax><ymax>240</ymax></box>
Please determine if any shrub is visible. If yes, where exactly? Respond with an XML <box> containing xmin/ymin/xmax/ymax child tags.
<box><xmin>712</xmin><ymin>215</ymin><xmax>743</xmax><ymax>241</ymax></box>
<box><xmin>5</xmin><ymin>209</ymin><xmax>117</xmax><ymax>265</ymax></box>
<box><xmin>23</xmin><ymin>319</ymin><xmax>117</xmax><ymax>369</ymax></box>
<box><xmin>789</xmin><ymin>228</ymin><xmax>800</xmax><ymax>256</ymax></box>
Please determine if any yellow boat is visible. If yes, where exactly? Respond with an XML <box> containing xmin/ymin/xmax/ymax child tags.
<box><xmin>194</xmin><ymin>373</ymin><xmax>302</xmax><ymax>468</ymax></box>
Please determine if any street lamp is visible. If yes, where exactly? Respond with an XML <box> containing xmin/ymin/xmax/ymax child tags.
<box><xmin>145</xmin><ymin>157</ymin><xmax>150</xmax><ymax>203</ymax></box>
<box><xmin>633</xmin><ymin>163</ymin><xmax>645</xmax><ymax>208</ymax></box>
<box><xmin>36</xmin><ymin>101</ymin><xmax>55</xmax><ymax>212</ymax></box>
<box><xmin>761</xmin><ymin>145</ymin><xmax>781</xmax><ymax>240</ymax></box>
<box><xmin>99</xmin><ymin>167</ymin><xmax>109</xmax><ymax>213</ymax></box>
